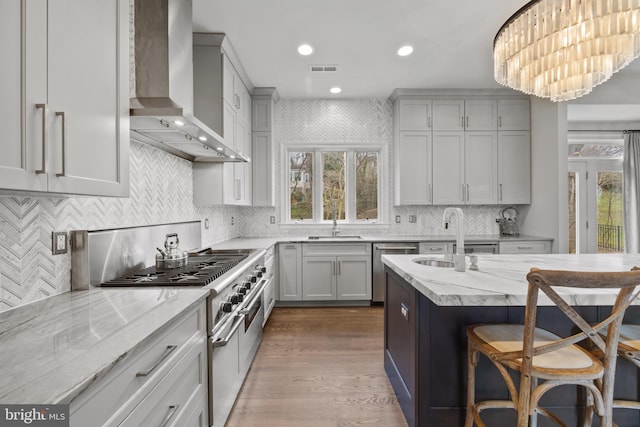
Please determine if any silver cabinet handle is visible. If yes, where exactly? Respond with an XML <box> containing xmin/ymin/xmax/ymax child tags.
<box><xmin>428</xmin><ymin>116</ymin><xmax>432</xmax><ymax>128</ymax></box>
<box><xmin>429</xmin><ymin>183</ymin><xmax>433</xmax><ymax>202</ymax></box>
<box><xmin>234</xmin><ymin>178</ymin><xmax>241</xmax><ymax>200</ymax></box>
<box><xmin>467</xmin><ymin>184</ymin><xmax>470</xmax><ymax>202</ymax></box>
<box><xmin>212</xmin><ymin>315</ymin><xmax>244</xmax><ymax>348</ymax></box>
<box><xmin>498</xmin><ymin>116</ymin><xmax>502</xmax><ymax>128</ymax></box>
<box><xmin>160</xmin><ymin>405</ymin><xmax>179</xmax><ymax>427</ymax></box>
<box><xmin>136</xmin><ymin>345</ymin><xmax>177</xmax><ymax>377</ymax></box>
<box><xmin>518</xmin><ymin>246</ymin><xmax>533</xmax><ymax>250</ymax></box>
<box><xmin>338</xmin><ymin>261</ymin><xmax>341</xmax><ymax>275</ymax></box>
<box><xmin>461</xmin><ymin>184</ymin><xmax>465</xmax><ymax>202</ymax></box>
<box><xmin>35</xmin><ymin>104</ymin><xmax>47</xmax><ymax>174</ymax></box>
<box><xmin>375</xmin><ymin>246</ymin><xmax>419</xmax><ymax>251</ymax></box>
<box><xmin>400</xmin><ymin>303</ymin><xmax>409</xmax><ymax>321</ymax></box>
<box><xmin>499</xmin><ymin>183</ymin><xmax>503</xmax><ymax>201</ymax></box>
<box><xmin>55</xmin><ymin>112</ymin><xmax>66</xmax><ymax>177</ymax></box>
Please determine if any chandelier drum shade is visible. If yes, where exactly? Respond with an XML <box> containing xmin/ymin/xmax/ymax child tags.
<box><xmin>494</xmin><ymin>0</ymin><xmax>640</xmax><ymax>102</ymax></box>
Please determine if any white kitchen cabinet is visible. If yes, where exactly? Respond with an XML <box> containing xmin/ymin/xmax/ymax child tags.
<box><xmin>397</xmin><ymin>98</ymin><xmax>432</xmax><ymax>130</ymax></box>
<box><xmin>279</xmin><ymin>243</ymin><xmax>303</xmax><ymax>300</ymax></box>
<box><xmin>251</xmin><ymin>88</ymin><xmax>278</xmax><ymax>206</ymax></box>
<box><xmin>498</xmin><ymin>131</ymin><xmax>531</xmax><ymax>204</ymax></box>
<box><xmin>70</xmin><ymin>302</ymin><xmax>208</xmax><ymax>426</ymax></box>
<box><xmin>433</xmin><ymin>99</ymin><xmax>497</xmax><ymax>131</ymax></box>
<box><xmin>301</xmin><ymin>243</ymin><xmax>372</xmax><ymax>301</ymax></box>
<box><xmin>0</xmin><ymin>0</ymin><xmax>129</xmax><ymax>197</ymax></box>
<box><xmin>193</xmin><ymin>34</ymin><xmax>253</xmax><ymax>206</ymax></box>
<box><xmin>432</xmin><ymin>100</ymin><xmax>465</xmax><ymax>131</ymax></box>
<box><xmin>432</xmin><ymin>131</ymin><xmax>497</xmax><ymax>204</ymax></box>
<box><xmin>395</xmin><ymin>131</ymin><xmax>432</xmax><ymax>205</ymax></box>
<box><xmin>499</xmin><ymin>240</ymin><xmax>552</xmax><ymax>254</ymax></box>
<box><xmin>498</xmin><ymin>98</ymin><xmax>530</xmax><ymax>130</ymax></box>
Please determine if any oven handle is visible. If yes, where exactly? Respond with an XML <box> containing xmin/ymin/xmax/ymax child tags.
<box><xmin>239</xmin><ymin>278</ymin><xmax>267</xmax><ymax>315</ymax></box>
<box><xmin>211</xmin><ymin>315</ymin><xmax>244</xmax><ymax>348</ymax></box>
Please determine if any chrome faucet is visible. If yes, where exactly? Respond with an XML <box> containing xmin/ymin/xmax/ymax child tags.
<box><xmin>443</xmin><ymin>207</ymin><xmax>465</xmax><ymax>272</ymax></box>
<box><xmin>331</xmin><ymin>200</ymin><xmax>340</xmax><ymax>237</ymax></box>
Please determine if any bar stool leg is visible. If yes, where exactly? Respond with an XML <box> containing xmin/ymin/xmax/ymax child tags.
<box><xmin>466</xmin><ymin>342</ymin><xmax>478</xmax><ymax>427</ymax></box>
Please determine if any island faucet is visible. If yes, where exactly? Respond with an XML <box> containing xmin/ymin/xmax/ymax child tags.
<box><xmin>443</xmin><ymin>207</ymin><xmax>465</xmax><ymax>272</ymax></box>
<box><xmin>331</xmin><ymin>200</ymin><xmax>340</xmax><ymax>237</ymax></box>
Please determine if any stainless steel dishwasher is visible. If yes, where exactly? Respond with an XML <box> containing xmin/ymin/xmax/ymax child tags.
<box><xmin>372</xmin><ymin>242</ymin><xmax>419</xmax><ymax>303</ymax></box>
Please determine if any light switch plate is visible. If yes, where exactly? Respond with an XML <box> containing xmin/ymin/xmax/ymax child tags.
<box><xmin>52</xmin><ymin>231</ymin><xmax>68</xmax><ymax>255</ymax></box>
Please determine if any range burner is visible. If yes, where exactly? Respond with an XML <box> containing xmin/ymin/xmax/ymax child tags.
<box><xmin>100</xmin><ymin>252</ymin><xmax>251</xmax><ymax>287</ymax></box>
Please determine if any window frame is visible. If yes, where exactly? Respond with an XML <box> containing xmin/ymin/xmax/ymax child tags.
<box><xmin>282</xmin><ymin>143</ymin><xmax>387</xmax><ymax>225</ymax></box>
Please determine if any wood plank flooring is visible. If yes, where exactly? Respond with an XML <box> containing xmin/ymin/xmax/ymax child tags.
<box><xmin>226</xmin><ymin>306</ymin><xmax>409</xmax><ymax>427</ymax></box>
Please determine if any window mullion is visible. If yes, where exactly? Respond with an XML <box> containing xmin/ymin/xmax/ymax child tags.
<box><xmin>314</xmin><ymin>150</ymin><xmax>323</xmax><ymax>223</ymax></box>
<box><xmin>346</xmin><ymin>151</ymin><xmax>355</xmax><ymax>222</ymax></box>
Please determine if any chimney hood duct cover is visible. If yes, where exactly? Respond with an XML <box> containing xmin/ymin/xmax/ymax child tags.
<box><xmin>130</xmin><ymin>0</ymin><xmax>247</xmax><ymax>162</ymax></box>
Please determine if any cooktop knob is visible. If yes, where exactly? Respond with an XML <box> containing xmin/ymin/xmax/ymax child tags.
<box><xmin>242</xmin><ymin>280</ymin><xmax>252</xmax><ymax>290</ymax></box>
<box><xmin>238</xmin><ymin>286</ymin><xmax>247</xmax><ymax>295</ymax></box>
<box><xmin>220</xmin><ymin>301</ymin><xmax>233</xmax><ymax>313</ymax></box>
<box><xmin>247</xmin><ymin>274</ymin><xmax>257</xmax><ymax>283</ymax></box>
<box><xmin>252</xmin><ymin>269</ymin><xmax>263</xmax><ymax>278</ymax></box>
<box><xmin>235</xmin><ymin>292</ymin><xmax>245</xmax><ymax>302</ymax></box>
<box><xmin>229</xmin><ymin>294</ymin><xmax>239</xmax><ymax>305</ymax></box>
<box><xmin>256</xmin><ymin>265</ymin><xmax>267</xmax><ymax>273</ymax></box>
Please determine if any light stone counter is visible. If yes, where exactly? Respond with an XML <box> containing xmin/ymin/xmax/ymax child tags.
<box><xmin>382</xmin><ymin>253</ymin><xmax>640</xmax><ymax>306</ymax></box>
<box><xmin>0</xmin><ymin>288</ymin><xmax>209</xmax><ymax>404</ymax></box>
<box><xmin>207</xmin><ymin>234</ymin><xmax>552</xmax><ymax>250</ymax></box>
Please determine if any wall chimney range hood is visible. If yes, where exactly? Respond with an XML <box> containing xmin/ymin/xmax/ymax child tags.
<box><xmin>130</xmin><ymin>0</ymin><xmax>247</xmax><ymax>162</ymax></box>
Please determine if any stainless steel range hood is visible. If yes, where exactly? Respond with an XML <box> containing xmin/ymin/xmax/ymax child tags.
<box><xmin>130</xmin><ymin>0</ymin><xmax>247</xmax><ymax>162</ymax></box>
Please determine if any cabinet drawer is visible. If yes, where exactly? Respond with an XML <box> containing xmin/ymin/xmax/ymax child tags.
<box><xmin>303</xmin><ymin>243</ymin><xmax>371</xmax><ymax>256</ymax></box>
<box><xmin>120</xmin><ymin>337</ymin><xmax>208</xmax><ymax>427</ymax></box>
<box><xmin>499</xmin><ymin>241</ymin><xmax>551</xmax><ymax>254</ymax></box>
<box><xmin>419</xmin><ymin>242</ymin><xmax>450</xmax><ymax>254</ymax></box>
<box><xmin>70</xmin><ymin>304</ymin><xmax>205</xmax><ymax>426</ymax></box>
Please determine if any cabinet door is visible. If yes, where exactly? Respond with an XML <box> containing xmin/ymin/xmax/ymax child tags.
<box><xmin>46</xmin><ymin>0</ymin><xmax>129</xmax><ymax>196</ymax></box>
<box><xmin>465</xmin><ymin>132</ymin><xmax>498</xmax><ymax>204</ymax></box>
<box><xmin>252</xmin><ymin>100</ymin><xmax>272</xmax><ymax>132</ymax></box>
<box><xmin>0</xmin><ymin>1</ymin><xmax>48</xmax><ymax>192</ymax></box>
<box><xmin>252</xmin><ymin>132</ymin><xmax>274</xmax><ymax>206</ymax></box>
<box><xmin>302</xmin><ymin>257</ymin><xmax>337</xmax><ymax>300</ymax></box>
<box><xmin>498</xmin><ymin>99</ymin><xmax>530</xmax><ymax>130</ymax></box>
<box><xmin>465</xmin><ymin>100</ymin><xmax>497</xmax><ymax>131</ymax></box>
<box><xmin>432</xmin><ymin>132</ymin><xmax>464</xmax><ymax>204</ymax></box>
<box><xmin>337</xmin><ymin>256</ymin><xmax>371</xmax><ymax>300</ymax></box>
<box><xmin>222</xmin><ymin>55</ymin><xmax>236</xmax><ymax>106</ymax></box>
<box><xmin>398</xmin><ymin>99</ymin><xmax>432</xmax><ymax>131</ymax></box>
<box><xmin>498</xmin><ymin>131</ymin><xmax>531</xmax><ymax>204</ymax></box>
<box><xmin>396</xmin><ymin>131</ymin><xmax>432</xmax><ymax>205</ymax></box>
<box><xmin>432</xmin><ymin>100</ymin><xmax>464</xmax><ymax>131</ymax></box>
<box><xmin>279</xmin><ymin>244</ymin><xmax>302</xmax><ymax>300</ymax></box>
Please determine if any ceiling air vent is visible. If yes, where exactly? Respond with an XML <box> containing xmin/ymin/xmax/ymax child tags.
<box><xmin>309</xmin><ymin>65</ymin><xmax>339</xmax><ymax>72</ymax></box>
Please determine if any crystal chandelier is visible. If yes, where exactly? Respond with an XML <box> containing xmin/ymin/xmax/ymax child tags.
<box><xmin>494</xmin><ymin>0</ymin><xmax>640</xmax><ymax>102</ymax></box>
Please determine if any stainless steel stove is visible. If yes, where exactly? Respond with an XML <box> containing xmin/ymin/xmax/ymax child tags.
<box><xmin>70</xmin><ymin>222</ymin><xmax>269</xmax><ymax>427</ymax></box>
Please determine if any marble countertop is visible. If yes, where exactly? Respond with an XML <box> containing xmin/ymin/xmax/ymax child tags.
<box><xmin>0</xmin><ymin>288</ymin><xmax>209</xmax><ymax>404</ymax></box>
<box><xmin>382</xmin><ymin>253</ymin><xmax>640</xmax><ymax>306</ymax></box>
<box><xmin>207</xmin><ymin>234</ymin><xmax>553</xmax><ymax>251</ymax></box>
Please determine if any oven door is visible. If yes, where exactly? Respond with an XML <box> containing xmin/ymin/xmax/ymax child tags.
<box><xmin>239</xmin><ymin>278</ymin><xmax>266</xmax><ymax>375</ymax></box>
<box><xmin>209</xmin><ymin>314</ymin><xmax>244</xmax><ymax>427</ymax></box>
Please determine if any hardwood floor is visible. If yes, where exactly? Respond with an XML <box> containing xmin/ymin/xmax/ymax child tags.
<box><xmin>226</xmin><ymin>306</ymin><xmax>409</xmax><ymax>427</ymax></box>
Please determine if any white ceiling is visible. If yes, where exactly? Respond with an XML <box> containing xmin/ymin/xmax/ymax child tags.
<box><xmin>192</xmin><ymin>0</ymin><xmax>640</xmax><ymax>118</ymax></box>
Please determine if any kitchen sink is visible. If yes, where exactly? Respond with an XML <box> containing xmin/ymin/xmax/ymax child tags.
<box><xmin>413</xmin><ymin>257</ymin><xmax>455</xmax><ymax>268</ymax></box>
<box><xmin>308</xmin><ymin>235</ymin><xmax>362</xmax><ymax>240</ymax></box>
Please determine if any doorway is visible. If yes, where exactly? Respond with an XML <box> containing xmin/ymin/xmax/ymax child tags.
<box><xmin>568</xmin><ymin>139</ymin><xmax>624</xmax><ymax>253</ymax></box>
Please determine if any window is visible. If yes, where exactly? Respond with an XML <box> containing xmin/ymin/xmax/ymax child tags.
<box><xmin>285</xmin><ymin>146</ymin><xmax>384</xmax><ymax>223</ymax></box>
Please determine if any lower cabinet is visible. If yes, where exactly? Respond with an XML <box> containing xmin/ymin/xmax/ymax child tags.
<box><xmin>69</xmin><ymin>302</ymin><xmax>208</xmax><ymax>427</ymax></box>
<box><xmin>302</xmin><ymin>243</ymin><xmax>372</xmax><ymax>301</ymax></box>
<box><xmin>499</xmin><ymin>240</ymin><xmax>552</xmax><ymax>254</ymax></box>
<box><xmin>278</xmin><ymin>243</ymin><xmax>303</xmax><ymax>300</ymax></box>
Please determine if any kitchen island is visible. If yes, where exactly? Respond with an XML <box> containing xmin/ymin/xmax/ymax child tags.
<box><xmin>381</xmin><ymin>253</ymin><xmax>640</xmax><ymax>427</ymax></box>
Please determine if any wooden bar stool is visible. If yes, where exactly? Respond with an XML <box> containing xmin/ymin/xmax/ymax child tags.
<box><xmin>465</xmin><ymin>268</ymin><xmax>640</xmax><ymax>427</ymax></box>
<box><xmin>610</xmin><ymin>324</ymin><xmax>640</xmax><ymax>413</ymax></box>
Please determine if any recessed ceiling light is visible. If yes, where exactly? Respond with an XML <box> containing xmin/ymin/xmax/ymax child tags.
<box><xmin>198</xmin><ymin>136</ymin><xmax>207</xmax><ymax>142</ymax></box>
<box><xmin>216</xmin><ymin>147</ymin><xmax>223</xmax><ymax>152</ymax></box>
<box><xmin>298</xmin><ymin>44</ymin><xmax>313</xmax><ymax>56</ymax></box>
<box><xmin>229</xmin><ymin>155</ymin><xmax>236</xmax><ymax>159</ymax></box>
<box><xmin>174</xmin><ymin>119</ymin><xmax>185</xmax><ymax>126</ymax></box>
<box><xmin>330</xmin><ymin>87</ymin><xmax>342</xmax><ymax>94</ymax></box>
<box><xmin>397</xmin><ymin>45</ymin><xmax>414</xmax><ymax>57</ymax></box>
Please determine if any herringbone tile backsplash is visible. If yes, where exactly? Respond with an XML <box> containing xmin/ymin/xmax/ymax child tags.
<box><xmin>0</xmin><ymin>141</ymin><xmax>240</xmax><ymax>311</ymax></box>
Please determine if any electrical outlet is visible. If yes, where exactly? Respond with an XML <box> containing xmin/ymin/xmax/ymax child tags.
<box><xmin>231</xmin><ymin>216</ymin><xmax>235</xmax><ymax>226</ymax></box>
<box><xmin>395</xmin><ymin>215</ymin><xmax>401</xmax><ymax>223</ymax></box>
<box><xmin>409</xmin><ymin>215</ymin><xmax>417</xmax><ymax>223</ymax></box>
<box><xmin>270</xmin><ymin>216</ymin><xmax>276</xmax><ymax>224</ymax></box>
<box><xmin>52</xmin><ymin>231</ymin><xmax>68</xmax><ymax>255</ymax></box>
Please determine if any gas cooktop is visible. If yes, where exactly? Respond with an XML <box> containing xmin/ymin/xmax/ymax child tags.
<box><xmin>100</xmin><ymin>252</ymin><xmax>250</xmax><ymax>287</ymax></box>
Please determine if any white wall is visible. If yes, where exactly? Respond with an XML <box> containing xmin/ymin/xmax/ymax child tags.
<box><xmin>518</xmin><ymin>98</ymin><xmax>568</xmax><ymax>253</ymax></box>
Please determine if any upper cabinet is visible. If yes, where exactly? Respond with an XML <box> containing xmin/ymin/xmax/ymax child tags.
<box><xmin>193</xmin><ymin>33</ymin><xmax>253</xmax><ymax>206</ymax></box>
<box><xmin>251</xmin><ymin>88</ymin><xmax>279</xmax><ymax>207</ymax></box>
<box><xmin>0</xmin><ymin>0</ymin><xmax>129</xmax><ymax>197</ymax></box>
<box><xmin>393</xmin><ymin>92</ymin><xmax>530</xmax><ymax>206</ymax></box>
